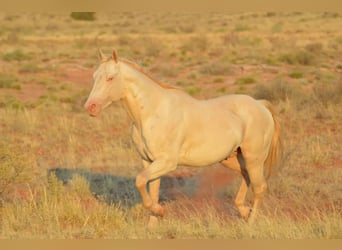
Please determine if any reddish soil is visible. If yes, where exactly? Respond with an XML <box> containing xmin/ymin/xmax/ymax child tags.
<box><xmin>162</xmin><ymin>166</ymin><xmax>240</xmax><ymax>219</ymax></box>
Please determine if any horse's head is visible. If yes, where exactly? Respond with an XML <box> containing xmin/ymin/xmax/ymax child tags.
<box><xmin>84</xmin><ymin>49</ymin><xmax>125</xmax><ymax>116</ymax></box>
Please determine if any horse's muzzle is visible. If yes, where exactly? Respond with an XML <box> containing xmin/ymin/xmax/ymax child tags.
<box><xmin>84</xmin><ymin>101</ymin><xmax>101</xmax><ymax>116</ymax></box>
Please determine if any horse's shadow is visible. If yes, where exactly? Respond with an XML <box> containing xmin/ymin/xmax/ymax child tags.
<box><xmin>48</xmin><ymin>167</ymin><xmax>199</xmax><ymax>208</ymax></box>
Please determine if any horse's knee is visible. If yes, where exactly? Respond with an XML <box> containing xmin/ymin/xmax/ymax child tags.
<box><xmin>136</xmin><ymin>174</ymin><xmax>147</xmax><ymax>190</ymax></box>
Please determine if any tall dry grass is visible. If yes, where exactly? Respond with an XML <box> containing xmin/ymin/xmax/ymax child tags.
<box><xmin>0</xmin><ymin>11</ymin><xmax>341</xmax><ymax>238</ymax></box>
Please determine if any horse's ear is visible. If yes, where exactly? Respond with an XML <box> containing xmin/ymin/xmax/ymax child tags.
<box><xmin>98</xmin><ymin>48</ymin><xmax>106</xmax><ymax>61</ymax></box>
<box><xmin>112</xmin><ymin>50</ymin><xmax>118</xmax><ymax>63</ymax></box>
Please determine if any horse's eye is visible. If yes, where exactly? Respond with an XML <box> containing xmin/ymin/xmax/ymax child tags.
<box><xmin>107</xmin><ymin>77</ymin><xmax>114</xmax><ymax>81</ymax></box>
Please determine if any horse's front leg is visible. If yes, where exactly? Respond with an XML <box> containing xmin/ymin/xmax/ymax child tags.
<box><xmin>136</xmin><ymin>157</ymin><xmax>177</xmax><ymax>217</ymax></box>
<box><xmin>142</xmin><ymin>160</ymin><xmax>161</xmax><ymax>227</ymax></box>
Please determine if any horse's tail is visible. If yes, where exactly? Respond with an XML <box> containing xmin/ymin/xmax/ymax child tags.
<box><xmin>259</xmin><ymin>100</ymin><xmax>283</xmax><ymax>179</ymax></box>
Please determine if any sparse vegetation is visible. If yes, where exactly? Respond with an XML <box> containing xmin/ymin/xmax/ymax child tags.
<box><xmin>279</xmin><ymin>50</ymin><xmax>316</xmax><ymax>65</ymax></box>
<box><xmin>0</xmin><ymin>11</ymin><xmax>341</xmax><ymax>239</ymax></box>
<box><xmin>289</xmin><ymin>71</ymin><xmax>304</xmax><ymax>79</ymax></box>
<box><xmin>252</xmin><ymin>78</ymin><xmax>298</xmax><ymax>103</ymax></box>
<box><xmin>235</xmin><ymin>76</ymin><xmax>256</xmax><ymax>85</ymax></box>
<box><xmin>70</xmin><ymin>12</ymin><xmax>96</xmax><ymax>21</ymax></box>
<box><xmin>199</xmin><ymin>60</ymin><xmax>233</xmax><ymax>76</ymax></box>
<box><xmin>0</xmin><ymin>74</ymin><xmax>21</xmax><ymax>90</ymax></box>
<box><xmin>2</xmin><ymin>49</ymin><xmax>32</xmax><ymax>62</ymax></box>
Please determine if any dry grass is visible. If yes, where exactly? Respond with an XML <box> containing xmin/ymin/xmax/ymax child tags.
<box><xmin>0</xmin><ymin>11</ymin><xmax>341</xmax><ymax>239</ymax></box>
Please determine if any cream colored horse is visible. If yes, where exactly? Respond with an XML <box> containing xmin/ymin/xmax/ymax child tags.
<box><xmin>84</xmin><ymin>50</ymin><xmax>282</xmax><ymax>226</ymax></box>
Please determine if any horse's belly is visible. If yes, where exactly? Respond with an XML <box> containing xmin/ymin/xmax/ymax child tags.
<box><xmin>178</xmin><ymin>134</ymin><xmax>239</xmax><ymax>167</ymax></box>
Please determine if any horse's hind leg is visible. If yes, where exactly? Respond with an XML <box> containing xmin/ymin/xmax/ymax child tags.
<box><xmin>244</xmin><ymin>159</ymin><xmax>267</xmax><ymax>224</ymax></box>
<box><xmin>221</xmin><ymin>149</ymin><xmax>251</xmax><ymax>219</ymax></box>
<box><xmin>222</xmin><ymin>149</ymin><xmax>268</xmax><ymax>223</ymax></box>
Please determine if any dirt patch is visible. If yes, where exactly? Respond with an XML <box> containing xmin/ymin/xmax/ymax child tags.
<box><xmin>63</xmin><ymin>66</ymin><xmax>94</xmax><ymax>88</ymax></box>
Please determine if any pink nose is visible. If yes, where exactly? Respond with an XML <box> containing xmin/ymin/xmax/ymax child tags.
<box><xmin>85</xmin><ymin>102</ymin><xmax>98</xmax><ymax>116</ymax></box>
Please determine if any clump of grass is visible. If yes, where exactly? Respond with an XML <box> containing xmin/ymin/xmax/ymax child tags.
<box><xmin>199</xmin><ymin>61</ymin><xmax>233</xmax><ymax>76</ymax></box>
<box><xmin>279</xmin><ymin>50</ymin><xmax>316</xmax><ymax>66</ymax></box>
<box><xmin>252</xmin><ymin>78</ymin><xmax>298</xmax><ymax>103</ymax></box>
<box><xmin>312</xmin><ymin>80</ymin><xmax>342</xmax><ymax>107</ymax></box>
<box><xmin>0</xmin><ymin>173</ymin><xmax>128</xmax><ymax>238</ymax></box>
<box><xmin>0</xmin><ymin>74</ymin><xmax>20</xmax><ymax>90</ymax></box>
<box><xmin>305</xmin><ymin>42</ymin><xmax>323</xmax><ymax>54</ymax></box>
<box><xmin>0</xmin><ymin>96</ymin><xmax>25</xmax><ymax>110</ymax></box>
<box><xmin>271</xmin><ymin>22</ymin><xmax>283</xmax><ymax>33</ymax></box>
<box><xmin>186</xmin><ymin>86</ymin><xmax>202</xmax><ymax>96</ymax></box>
<box><xmin>221</xmin><ymin>32</ymin><xmax>239</xmax><ymax>46</ymax></box>
<box><xmin>234</xmin><ymin>23</ymin><xmax>250</xmax><ymax>32</ymax></box>
<box><xmin>289</xmin><ymin>71</ymin><xmax>304</xmax><ymax>79</ymax></box>
<box><xmin>213</xmin><ymin>77</ymin><xmax>224</xmax><ymax>83</ymax></box>
<box><xmin>2</xmin><ymin>49</ymin><xmax>32</xmax><ymax>62</ymax></box>
<box><xmin>5</xmin><ymin>32</ymin><xmax>20</xmax><ymax>43</ymax></box>
<box><xmin>216</xmin><ymin>86</ymin><xmax>227</xmax><ymax>93</ymax></box>
<box><xmin>117</xmin><ymin>35</ymin><xmax>135</xmax><ymax>46</ymax></box>
<box><xmin>235</xmin><ymin>76</ymin><xmax>256</xmax><ymax>85</ymax></box>
<box><xmin>180</xmin><ymin>35</ymin><xmax>208</xmax><ymax>53</ymax></box>
<box><xmin>0</xmin><ymin>142</ymin><xmax>34</xmax><ymax>203</ymax></box>
<box><xmin>70</xmin><ymin>12</ymin><xmax>96</xmax><ymax>21</ymax></box>
<box><xmin>19</xmin><ymin>64</ymin><xmax>40</xmax><ymax>73</ymax></box>
<box><xmin>140</xmin><ymin>37</ymin><xmax>164</xmax><ymax>58</ymax></box>
<box><xmin>179</xmin><ymin>24</ymin><xmax>196</xmax><ymax>33</ymax></box>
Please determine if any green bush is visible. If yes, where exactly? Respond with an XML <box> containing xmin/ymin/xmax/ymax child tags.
<box><xmin>235</xmin><ymin>76</ymin><xmax>256</xmax><ymax>85</ymax></box>
<box><xmin>289</xmin><ymin>71</ymin><xmax>304</xmax><ymax>79</ymax></box>
<box><xmin>0</xmin><ymin>74</ymin><xmax>20</xmax><ymax>89</ymax></box>
<box><xmin>2</xmin><ymin>50</ymin><xmax>32</xmax><ymax>62</ymax></box>
<box><xmin>70</xmin><ymin>12</ymin><xmax>96</xmax><ymax>21</ymax></box>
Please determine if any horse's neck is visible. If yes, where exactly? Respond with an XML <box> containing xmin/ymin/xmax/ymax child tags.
<box><xmin>120</xmin><ymin>63</ymin><xmax>164</xmax><ymax>128</ymax></box>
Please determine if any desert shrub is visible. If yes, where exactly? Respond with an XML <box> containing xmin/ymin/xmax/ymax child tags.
<box><xmin>5</xmin><ymin>32</ymin><xmax>20</xmax><ymax>43</ymax></box>
<box><xmin>186</xmin><ymin>86</ymin><xmax>202</xmax><ymax>96</ymax></box>
<box><xmin>235</xmin><ymin>76</ymin><xmax>256</xmax><ymax>85</ymax></box>
<box><xmin>305</xmin><ymin>42</ymin><xmax>323</xmax><ymax>54</ymax></box>
<box><xmin>0</xmin><ymin>96</ymin><xmax>25</xmax><ymax>110</ymax></box>
<box><xmin>19</xmin><ymin>64</ymin><xmax>40</xmax><ymax>73</ymax></box>
<box><xmin>70</xmin><ymin>12</ymin><xmax>96</xmax><ymax>21</ymax></box>
<box><xmin>2</xmin><ymin>49</ymin><xmax>32</xmax><ymax>62</ymax></box>
<box><xmin>179</xmin><ymin>24</ymin><xmax>196</xmax><ymax>33</ymax></box>
<box><xmin>279</xmin><ymin>50</ymin><xmax>316</xmax><ymax>66</ymax></box>
<box><xmin>234</xmin><ymin>23</ymin><xmax>250</xmax><ymax>32</ymax></box>
<box><xmin>289</xmin><ymin>71</ymin><xmax>304</xmax><ymax>79</ymax></box>
<box><xmin>117</xmin><ymin>35</ymin><xmax>135</xmax><ymax>46</ymax></box>
<box><xmin>199</xmin><ymin>61</ymin><xmax>233</xmax><ymax>76</ymax></box>
<box><xmin>139</xmin><ymin>37</ymin><xmax>164</xmax><ymax>58</ymax></box>
<box><xmin>312</xmin><ymin>80</ymin><xmax>342</xmax><ymax>107</ymax></box>
<box><xmin>221</xmin><ymin>32</ymin><xmax>239</xmax><ymax>46</ymax></box>
<box><xmin>271</xmin><ymin>22</ymin><xmax>283</xmax><ymax>33</ymax></box>
<box><xmin>180</xmin><ymin>35</ymin><xmax>209</xmax><ymax>53</ymax></box>
<box><xmin>0</xmin><ymin>74</ymin><xmax>19</xmax><ymax>89</ymax></box>
<box><xmin>0</xmin><ymin>142</ymin><xmax>34</xmax><ymax>203</ymax></box>
<box><xmin>252</xmin><ymin>78</ymin><xmax>298</xmax><ymax>103</ymax></box>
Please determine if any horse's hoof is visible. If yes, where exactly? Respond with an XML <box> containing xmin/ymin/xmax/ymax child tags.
<box><xmin>238</xmin><ymin>206</ymin><xmax>251</xmax><ymax>219</ymax></box>
<box><xmin>147</xmin><ymin>215</ymin><xmax>159</xmax><ymax>229</ymax></box>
